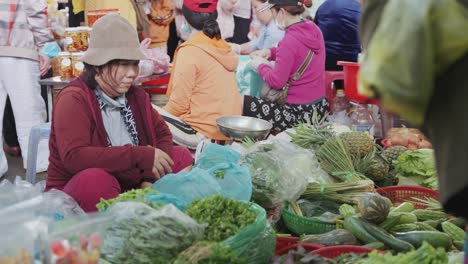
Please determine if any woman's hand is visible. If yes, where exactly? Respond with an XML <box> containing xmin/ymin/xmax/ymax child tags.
<box><xmin>152</xmin><ymin>148</ymin><xmax>174</xmax><ymax>179</ymax></box>
<box><xmin>250</xmin><ymin>49</ymin><xmax>271</xmax><ymax>60</ymax></box>
<box><xmin>140</xmin><ymin>181</ymin><xmax>153</xmax><ymax>189</ymax></box>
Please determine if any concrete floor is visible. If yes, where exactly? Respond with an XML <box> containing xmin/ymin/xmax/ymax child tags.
<box><xmin>3</xmin><ymin>153</ymin><xmax>47</xmax><ymax>183</ymax></box>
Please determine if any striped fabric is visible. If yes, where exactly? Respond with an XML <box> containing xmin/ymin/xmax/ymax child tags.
<box><xmin>0</xmin><ymin>0</ymin><xmax>55</xmax><ymax>60</ymax></box>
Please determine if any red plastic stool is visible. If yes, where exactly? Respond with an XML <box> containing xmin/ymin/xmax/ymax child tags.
<box><xmin>325</xmin><ymin>71</ymin><xmax>344</xmax><ymax>103</ymax></box>
<box><xmin>337</xmin><ymin>61</ymin><xmax>378</xmax><ymax>105</ymax></box>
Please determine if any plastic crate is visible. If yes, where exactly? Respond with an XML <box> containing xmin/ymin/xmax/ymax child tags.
<box><xmin>275</xmin><ymin>242</ymin><xmax>323</xmax><ymax>256</ymax></box>
<box><xmin>377</xmin><ymin>186</ymin><xmax>439</xmax><ymax>209</ymax></box>
<box><xmin>312</xmin><ymin>245</ymin><xmax>376</xmax><ymax>259</ymax></box>
<box><xmin>281</xmin><ymin>201</ymin><xmax>336</xmax><ymax>235</ymax></box>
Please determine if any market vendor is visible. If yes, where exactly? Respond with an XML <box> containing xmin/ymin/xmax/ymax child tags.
<box><xmin>245</xmin><ymin>0</ymin><xmax>329</xmax><ymax>132</ymax></box>
<box><xmin>45</xmin><ymin>14</ymin><xmax>193</xmax><ymax>212</ymax></box>
<box><xmin>163</xmin><ymin>0</ymin><xmax>242</xmax><ymax>141</ymax></box>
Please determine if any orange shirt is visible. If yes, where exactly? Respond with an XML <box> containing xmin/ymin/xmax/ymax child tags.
<box><xmin>164</xmin><ymin>32</ymin><xmax>242</xmax><ymax>140</ymax></box>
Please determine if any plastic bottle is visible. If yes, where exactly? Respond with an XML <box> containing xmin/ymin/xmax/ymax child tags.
<box><xmin>349</xmin><ymin>103</ymin><xmax>375</xmax><ymax>136</ymax></box>
<box><xmin>329</xmin><ymin>89</ymin><xmax>351</xmax><ymax>126</ymax></box>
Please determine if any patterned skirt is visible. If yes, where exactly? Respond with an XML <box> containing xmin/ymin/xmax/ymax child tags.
<box><xmin>243</xmin><ymin>96</ymin><xmax>330</xmax><ymax>132</ymax></box>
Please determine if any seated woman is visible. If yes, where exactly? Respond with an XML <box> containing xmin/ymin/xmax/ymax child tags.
<box><xmin>230</xmin><ymin>0</ymin><xmax>285</xmax><ymax>55</ymax></box>
<box><xmin>164</xmin><ymin>0</ymin><xmax>242</xmax><ymax>141</ymax></box>
<box><xmin>45</xmin><ymin>14</ymin><xmax>193</xmax><ymax>212</ymax></box>
<box><xmin>245</xmin><ymin>0</ymin><xmax>328</xmax><ymax>132</ymax></box>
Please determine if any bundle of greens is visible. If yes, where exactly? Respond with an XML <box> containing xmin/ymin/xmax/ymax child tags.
<box><xmin>317</xmin><ymin>137</ymin><xmax>366</xmax><ymax>182</ymax></box>
<box><xmin>356</xmin><ymin>241</ymin><xmax>447</xmax><ymax>264</ymax></box>
<box><xmin>173</xmin><ymin>241</ymin><xmax>245</xmax><ymax>264</ymax></box>
<box><xmin>300</xmin><ymin>180</ymin><xmax>375</xmax><ymax>205</ymax></box>
<box><xmin>185</xmin><ymin>195</ymin><xmax>257</xmax><ymax>242</ymax></box>
<box><xmin>96</xmin><ymin>188</ymin><xmax>160</xmax><ymax>211</ymax></box>
<box><xmin>394</xmin><ymin>149</ymin><xmax>438</xmax><ymax>189</ymax></box>
<box><xmin>334</xmin><ymin>253</ymin><xmax>368</xmax><ymax>264</ymax></box>
<box><xmin>101</xmin><ymin>203</ymin><xmax>204</xmax><ymax>264</ymax></box>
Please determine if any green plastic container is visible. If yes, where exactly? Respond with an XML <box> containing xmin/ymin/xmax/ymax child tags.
<box><xmin>281</xmin><ymin>201</ymin><xmax>337</xmax><ymax>235</ymax></box>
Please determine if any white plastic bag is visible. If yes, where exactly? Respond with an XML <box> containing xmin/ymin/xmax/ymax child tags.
<box><xmin>138</xmin><ymin>38</ymin><xmax>170</xmax><ymax>77</ymax></box>
<box><xmin>0</xmin><ymin>176</ymin><xmax>45</xmax><ymax>209</ymax></box>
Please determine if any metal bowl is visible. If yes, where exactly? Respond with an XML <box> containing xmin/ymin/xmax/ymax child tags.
<box><xmin>216</xmin><ymin>116</ymin><xmax>273</xmax><ymax>140</ymax></box>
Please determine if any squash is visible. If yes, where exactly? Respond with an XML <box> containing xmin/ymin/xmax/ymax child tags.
<box><xmin>394</xmin><ymin>231</ymin><xmax>453</xmax><ymax>250</ymax></box>
<box><xmin>301</xmin><ymin>229</ymin><xmax>358</xmax><ymax>246</ymax></box>
<box><xmin>358</xmin><ymin>193</ymin><xmax>391</xmax><ymax>224</ymax></box>
<box><xmin>343</xmin><ymin>216</ymin><xmax>379</xmax><ymax>244</ymax></box>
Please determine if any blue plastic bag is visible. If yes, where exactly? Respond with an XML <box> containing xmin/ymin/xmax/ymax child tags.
<box><xmin>152</xmin><ymin>168</ymin><xmax>222</xmax><ymax>204</ymax></box>
<box><xmin>206</xmin><ymin>163</ymin><xmax>252</xmax><ymax>202</ymax></box>
<box><xmin>145</xmin><ymin>192</ymin><xmax>189</xmax><ymax>211</ymax></box>
<box><xmin>235</xmin><ymin>56</ymin><xmax>264</xmax><ymax>97</ymax></box>
<box><xmin>195</xmin><ymin>143</ymin><xmax>241</xmax><ymax>169</ymax></box>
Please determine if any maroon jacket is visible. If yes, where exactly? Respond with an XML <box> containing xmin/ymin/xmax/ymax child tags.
<box><xmin>46</xmin><ymin>78</ymin><xmax>173</xmax><ymax>191</ymax></box>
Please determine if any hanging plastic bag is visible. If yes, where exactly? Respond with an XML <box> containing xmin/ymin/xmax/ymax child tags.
<box><xmin>240</xmin><ymin>139</ymin><xmax>322</xmax><ymax>208</ymax></box>
<box><xmin>223</xmin><ymin>203</ymin><xmax>276</xmax><ymax>264</ymax></box>
<box><xmin>235</xmin><ymin>55</ymin><xmax>264</xmax><ymax>96</ymax></box>
<box><xmin>138</xmin><ymin>38</ymin><xmax>170</xmax><ymax>78</ymax></box>
<box><xmin>101</xmin><ymin>202</ymin><xmax>204</xmax><ymax>264</ymax></box>
<box><xmin>45</xmin><ymin>214</ymin><xmax>111</xmax><ymax>264</ymax></box>
<box><xmin>152</xmin><ymin>168</ymin><xmax>223</xmax><ymax>204</ymax></box>
<box><xmin>0</xmin><ymin>176</ymin><xmax>45</xmax><ymax>209</ymax></box>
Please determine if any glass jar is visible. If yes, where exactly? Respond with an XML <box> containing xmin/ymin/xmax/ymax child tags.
<box><xmin>71</xmin><ymin>52</ymin><xmax>85</xmax><ymax>77</ymax></box>
<box><xmin>57</xmin><ymin>52</ymin><xmax>73</xmax><ymax>79</ymax></box>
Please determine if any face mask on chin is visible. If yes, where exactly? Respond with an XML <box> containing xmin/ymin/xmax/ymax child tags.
<box><xmin>181</xmin><ymin>21</ymin><xmax>192</xmax><ymax>33</ymax></box>
<box><xmin>274</xmin><ymin>10</ymin><xmax>286</xmax><ymax>31</ymax></box>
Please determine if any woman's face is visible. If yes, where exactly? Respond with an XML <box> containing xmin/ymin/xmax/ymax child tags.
<box><xmin>96</xmin><ymin>60</ymin><xmax>139</xmax><ymax>97</ymax></box>
<box><xmin>253</xmin><ymin>0</ymin><xmax>272</xmax><ymax>25</ymax></box>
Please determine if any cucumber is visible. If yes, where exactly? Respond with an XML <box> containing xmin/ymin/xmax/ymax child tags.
<box><xmin>393</xmin><ymin>231</ymin><xmax>453</xmax><ymax>250</ymax></box>
<box><xmin>379</xmin><ymin>214</ymin><xmax>401</xmax><ymax>231</ymax></box>
<box><xmin>363</xmin><ymin>242</ymin><xmax>386</xmax><ymax>250</ymax></box>
<box><xmin>361</xmin><ymin>219</ymin><xmax>415</xmax><ymax>252</ymax></box>
<box><xmin>343</xmin><ymin>216</ymin><xmax>379</xmax><ymax>244</ymax></box>
<box><xmin>301</xmin><ymin>229</ymin><xmax>358</xmax><ymax>246</ymax></box>
<box><xmin>389</xmin><ymin>212</ymin><xmax>417</xmax><ymax>224</ymax></box>
<box><xmin>390</xmin><ymin>202</ymin><xmax>415</xmax><ymax>213</ymax></box>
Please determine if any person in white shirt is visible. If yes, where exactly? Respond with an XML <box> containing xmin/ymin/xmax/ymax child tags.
<box><xmin>232</xmin><ymin>0</ymin><xmax>251</xmax><ymax>44</ymax></box>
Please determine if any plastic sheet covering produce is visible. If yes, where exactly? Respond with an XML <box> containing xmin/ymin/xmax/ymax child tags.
<box><xmin>0</xmin><ymin>196</ymin><xmax>50</xmax><ymax>263</ymax></box>
<box><xmin>195</xmin><ymin>143</ymin><xmax>252</xmax><ymax>201</ymax></box>
<box><xmin>0</xmin><ymin>176</ymin><xmax>45</xmax><ymax>209</ymax></box>
<box><xmin>46</xmin><ymin>214</ymin><xmax>111</xmax><ymax>264</ymax></box>
<box><xmin>101</xmin><ymin>202</ymin><xmax>204</xmax><ymax>264</ymax></box>
<box><xmin>235</xmin><ymin>55</ymin><xmax>264</xmax><ymax>96</ymax></box>
<box><xmin>359</xmin><ymin>0</ymin><xmax>468</xmax><ymax>125</ymax></box>
<box><xmin>240</xmin><ymin>139</ymin><xmax>332</xmax><ymax>208</ymax></box>
<box><xmin>223</xmin><ymin>203</ymin><xmax>276</xmax><ymax>264</ymax></box>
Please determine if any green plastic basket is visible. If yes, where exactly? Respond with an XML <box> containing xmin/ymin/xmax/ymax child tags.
<box><xmin>281</xmin><ymin>201</ymin><xmax>337</xmax><ymax>235</ymax></box>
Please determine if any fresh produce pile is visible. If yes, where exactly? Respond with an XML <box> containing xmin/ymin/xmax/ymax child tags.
<box><xmin>96</xmin><ymin>188</ymin><xmax>160</xmax><ymax>211</ymax></box>
<box><xmin>357</xmin><ymin>241</ymin><xmax>447</xmax><ymax>263</ymax></box>
<box><xmin>394</xmin><ymin>149</ymin><xmax>438</xmax><ymax>189</ymax></box>
<box><xmin>173</xmin><ymin>242</ymin><xmax>245</xmax><ymax>264</ymax></box>
<box><xmin>271</xmin><ymin>246</ymin><xmax>334</xmax><ymax>264</ymax></box>
<box><xmin>185</xmin><ymin>195</ymin><xmax>257</xmax><ymax>242</ymax></box>
<box><xmin>101</xmin><ymin>202</ymin><xmax>204</xmax><ymax>264</ymax></box>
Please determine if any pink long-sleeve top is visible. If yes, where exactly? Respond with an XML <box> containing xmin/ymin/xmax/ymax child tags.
<box><xmin>258</xmin><ymin>20</ymin><xmax>326</xmax><ymax>105</ymax></box>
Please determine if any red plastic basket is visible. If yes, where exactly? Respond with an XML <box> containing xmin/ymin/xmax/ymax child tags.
<box><xmin>337</xmin><ymin>61</ymin><xmax>378</xmax><ymax>105</ymax></box>
<box><xmin>311</xmin><ymin>245</ymin><xmax>376</xmax><ymax>259</ymax></box>
<box><xmin>142</xmin><ymin>75</ymin><xmax>170</xmax><ymax>86</ymax></box>
<box><xmin>275</xmin><ymin>237</ymin><xmax>299</xmax><ymax>253</ymax></box>
<box><xmin>275</xmin><ymin>242</ymin><xmax>324</xmax><ymax>256</ymax></box>
<box><xmin>377</xmin><ymin>186</ymin><xmax>440</xmax><ymax>209</ymax></box>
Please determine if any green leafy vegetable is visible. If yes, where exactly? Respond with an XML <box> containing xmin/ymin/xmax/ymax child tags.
<box><xmin>395</xmin><ymin>149</ymin><xmax>436</xmax><ymax>177</ymax></box>
<box><xmin>395</xmin><ymin>149</ymin><xmax>438</xmax><ymax>189</ymax></box>
<box><xmin>356</xmin><ymin>241</ymin><xmax>448</xmax><ymax>264</ymax></box>
<box><xmin>173</xmin><ymin>241</ymin><xmax>246</xmax><ymax>264</ymax></box>
<box><xmin>96</xmin><ymin>188</ymin><xmax>160</xmax><ymax>212</ymax></box>
<box><xmin>185</xmin><ymin>195</ymin><xmax>257</xmax><ymax>242</ymax></box>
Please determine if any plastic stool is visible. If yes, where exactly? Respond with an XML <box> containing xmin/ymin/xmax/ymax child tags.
<box><xmin>26</xmin><ymin>122</ymin><xmax>51</xmax><ymax>184</ymax></box>
<box><xmin>325</xmin><ymin>71</ymin><xmax>344</xmax><ymax>103</ymax></box>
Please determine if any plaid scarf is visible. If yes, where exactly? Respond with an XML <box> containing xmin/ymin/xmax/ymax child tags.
<box><xmin>96</xmin><ymin>92</ymin><xmax>139</xmax><ymax>146</ymax></box>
